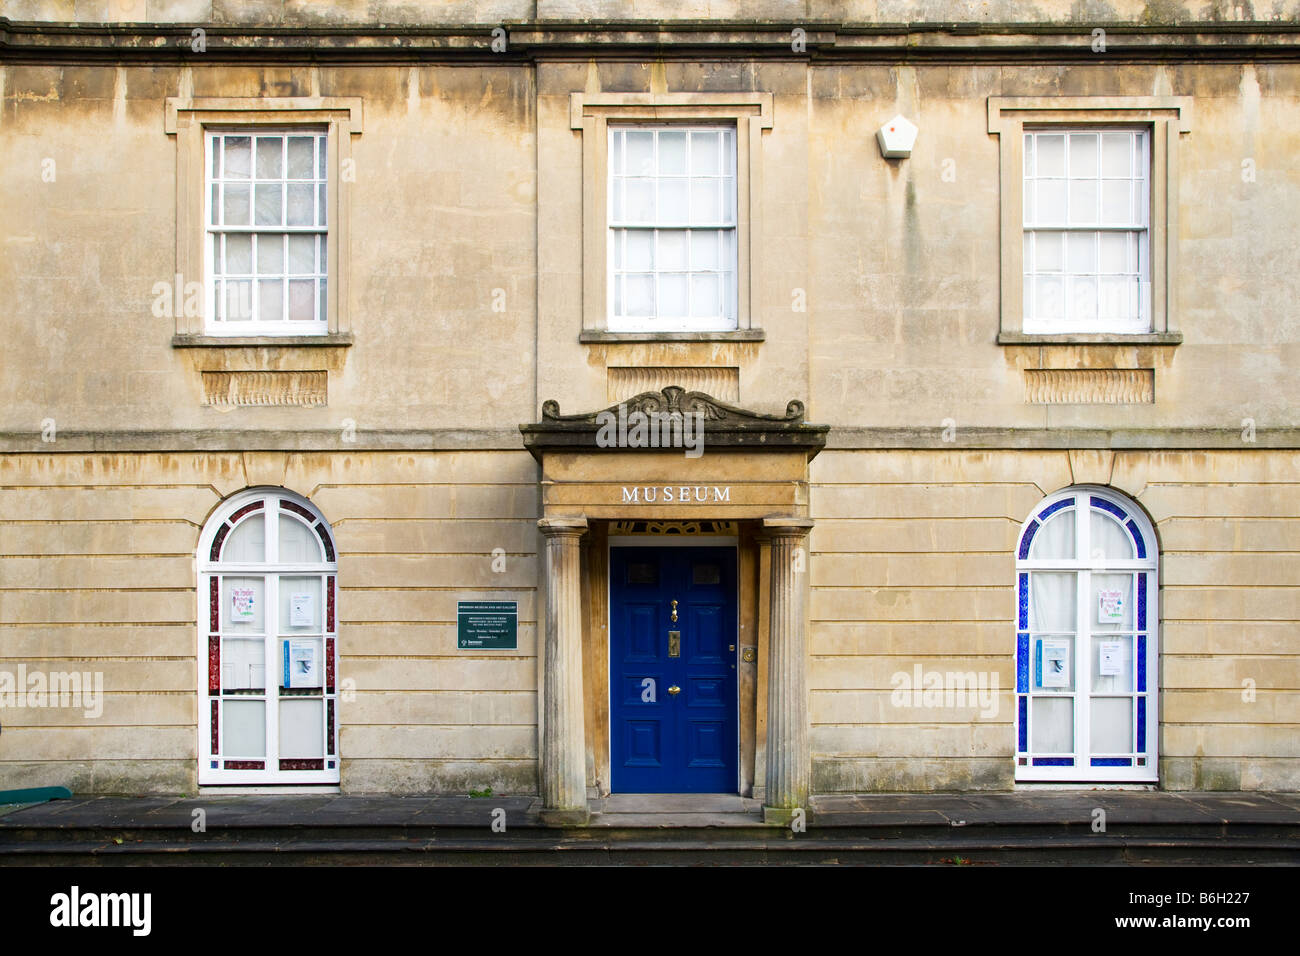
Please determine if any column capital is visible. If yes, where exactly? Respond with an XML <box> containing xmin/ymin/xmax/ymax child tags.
<box><xmin>761</xmin><ymin>516</ymin><xmax>814</xmax><ymax>538</ymax></box>
<box><xmin>538</xmin><ymin>516</ymin><xmax>589</xmax><ymax>536</ymax></box>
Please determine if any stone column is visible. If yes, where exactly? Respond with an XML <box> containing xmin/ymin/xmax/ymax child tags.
<box><xmin>762</xmin><ymin>517</ymin><xmax>814</xmax><ymax>825</ymax></box>
<box><xmin>538</xmin><ymin>517</ymin><xmax>589</xmax><ymax>825</ymax></box>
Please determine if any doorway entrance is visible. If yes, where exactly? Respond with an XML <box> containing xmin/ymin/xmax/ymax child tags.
<box><xmin>609</xmin><ymin>545</ymin><xmax>739</xmax><ymax>793</ymax></box>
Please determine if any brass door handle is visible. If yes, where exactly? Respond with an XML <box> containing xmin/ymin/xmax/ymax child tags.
<box><xmin>667</xmin><ymin>685</ymin><xmax>681</xmax><ymax>696</ymax></box>
<box><xmin>670</xmin><ymin>599</ymin><xmax>678</xmax><ymax>623</ymax></box>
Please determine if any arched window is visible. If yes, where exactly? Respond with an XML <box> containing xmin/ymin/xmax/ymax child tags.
<box><xmin>1015</xmin><ymin>486</ymin><xmax>1157</xmax><ymax>781</ymax></box>
<box><xmin>199</xmin><ymin>489</ymin><xmax>339</xmax><ymax>784</ymax></box>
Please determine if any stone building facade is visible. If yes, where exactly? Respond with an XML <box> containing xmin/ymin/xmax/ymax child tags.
<box><xmin>1</xmin><ymin>2</ymin><xmax>1297</xmax><ymax>820</ymax></box>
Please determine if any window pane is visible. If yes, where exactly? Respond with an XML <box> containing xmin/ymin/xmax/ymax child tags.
<box><xmin>1067</xmin><ymin>232</ymin><xmax>1096</xmax><ymax>272</ymax></box>
<box><xmin>223</xmin><ymin>184</ymin><xmax>250</xmax><ymax>226</ymax></box>
<box><xmin>223</xmin><ymin>575</ymin><xmax>265</xmax><ymax>632</ymax></box>
<box><xmin>224</xmin><ymin>279</ymin><xmax>252</xmax><ymax>321</ymax></box>
<box><xmin>690</xmin><ymin>131</ymin><xmax>719</xmax><ymax>174</ymax></box>
<box><xmin>223</xmin><ymin>700</ymin><xmax>266</xmax><ymax>757</ymax></box>
<box><xmin>625</xmin><ymin>230</ymin><xmax>653</xmax><ymax>270</ymax></box>
<box><xmin>317</xmin><ymin>136</ymin><xmax>327</xmax><ymax>179</ymax></box>
<box><xmin>691</xmin><ymin>231</ymin><xmax>719</xmax><ymax>270</ymax></box>
<box><xmin>223</xmin><ymin>136</ymin><xmax>251</xmax><ymax>179</ymax></box>
<box><xmin>658</xmin><ymin>231</ymin><xmax>688</xmax><ymax>271</ymax></box>
<box><xmin>625</xmin><ymin>274</ymin><xmax>654</xmax><ymax>316</ymax></box>
<box><xmin>1031</xmin><ymin>696</ymin><xmax>1073</xmax><ymax>752</ymax></box>
<box><xmin>1090</xmin><ymin>697</ymin><xmax>1132</xmax><ymax>753</ymax></box>
<box><xmin>280</xmin><ymin>699</ymin><xmax>324</xmax><ymax>758</ymax></box>
<box><xmin>255</xmin><ymin>136</ymin><xmax>282</xmax><ymax>179</ymax></box>
<box><xmin>1099</xmin><ymin>232</ymin><xmax>1131</xmax><ymax>273</ymax></box>
<box><xmin>221</xmin><ymin>637</ymin><xmax>265</xmax><ymax>691</ymax></box>
<box><xmin>658</xmin><ymin>179</ymin><xmax>688</xmax><ymax>222</ymax></box>
<box><xmin>626</xmin><ymin>130</ymin><xmax>654</xmax><ymax>175</ymax></box>
<box><xmin>691</xmin><ymin>274</ymin><xmax>720</xmax><ymax>318</ymax></box>
<box><xmin>1092</xmin><ymin>573</ymin><xmax>1134</xmax><ymax>632</ymax></box>
<box><xmin>1034</xmin><ymin>180</ymin><xmax>1066</xmax><ymax>223</ymax></box>
<box><xmin>658</xmin><ymin>131</ymin><xmax>688</xmax><ymax>175</ymax></box>
<box><xmin>659</xmin><ymin>273</ymin><xmax>689</xmax><ymax>317</ymax></box>
<box><xmin>289</xmin><ymin>280</ymin><xmax>316</xmax><ymax>321</ymax></box>
<box><xmin>1068</xmin><ymin>132</ymin><xmax>1097</xmax><ymax>177</ymax></box>
<box><xmin>279</xmin><ymin>516</ymin><xmax>322</xmax><ymax>564</ymax></box>
<box><xmin>254</xmin><ymin>183</ymin><xmax>283</xmax><ymax>226</ymax></box>
<box><xmin>1035</xmin><ymin>276</ymin><xmax>1064</xmax><ymax>320</ymax></box>
<box><xmin>287</xmin><ymin>137</ymin><xmax>314</xmax><ymax>179</ymax></box>
<box><xmin>625</xmin><ymin>178</ymin><xmax>655</xmax><ymax>221</ymax></box>
<box><xmin>287</xmin><ymin>235</ymin><xmax>315</xmax><ymax>274</ymax></box>
<box><xmin>1101</xmin><ymin>132</ymin><xmax>1131</xmax><ymax>177</ymax></box>
<box><xmin>287</xmin><ymin>183</ymin><xmax>315</xmax><ymax>226</ymax></box>
<box><xmin>256</xmin><ymin>235</ymin><xmax>283</xmax><ymax>275</ymax></box>
<box><xmin>1068</xmin><ymin>179</ymin><xmax>1097</xmax><ymax>224</ymax></box>
<box><xmin>1034</xmin><ymin>231</ymin><xmax>1063</xmax><ymax>271</ymax></box>
<box><xmin>225</xmin><ymin>234</ymin><xmax>252</xmax><ymax>274</ymax></box>
<box><xmin>280</xmin><ymin>575</ymin><xmax>324</xmax><ymax>630</ymax></box>
<box><xmin>1068</xmin><ymin>276</ymin><xmax>1097</xmax><ymax>323</ymax></box>
<box><xmin>1090</xmin><ymin>511</ymin><xmax>1135</xmax><ymax>560</ymax></box>
<box><xmin>690</xmin><ymin>179</ymin><xmax>721</xmax><ymax>224</ymax></box>
<box><xmin>1023</xmin><ymin>133</ymin><xmax>1034</xmax><ymax>175</ymax></box>
<box><xmin>1101</xmin><ymin>180</ymin><xmax>1132</xmax><ymax>224</ymax></box>
<box><xmin>1030</xmin><ymin>572</ymin><xmax>1076</xmax><ymax>632</ymax></box>
<box><xmin>318</xmin><ymin>183</ymin><xmax>327</xmax><ymax>227</ymax></box>
<box><xmin>1091</xmin><ymin>635</ymin><xmax>1134</xmax><ymax>692</ymax></box>
<box><xmin>223</xmin><ymin>514</ymin><xmax>265</xmax><ymax>563</ymax></box>
<box><xmin>1035</xmin><ymin>134</ymin><xmax>1065</xmax><ymax>176</ymax></box>
<box><xmin>1030</xmin><ymin>509</ymin><xmax>1075</xmax><ymax>560</ymax></box>
<box><xmin>258</xmin><ymin>279</ymin><xmax>283</xmax><ymax>322</ymax></box>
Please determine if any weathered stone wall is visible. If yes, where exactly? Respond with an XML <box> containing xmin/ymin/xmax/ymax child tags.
<box><xmin>0</xmin><ymin>451</ymin><xmax>541</xmax><ymax>794</ymax></box>
<box><xmin>809</xmin><ymin>448</ymin><xmax>1300</xmax><ymax>792</ymax></box>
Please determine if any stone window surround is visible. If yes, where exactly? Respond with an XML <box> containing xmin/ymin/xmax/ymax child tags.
<box><xmin>988</xmin><ymin>96</ymin><xmax>1192</xmax><ymax>347</ymax></box>
<box><xmin>164</xmin><ymin>97</ymin><xmax>362</xmax><ymax>348</ymax></box>
<box><xmin>570</xmin><ymin>92</ymin><xmax>772</xmax><ymax>344</ymax></box>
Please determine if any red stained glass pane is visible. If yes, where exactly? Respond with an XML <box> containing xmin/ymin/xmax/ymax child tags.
<box><xmin>327</xmin><ymin>698</ymin><xmax>335</xmax><ymax>756</ymax></box>
<box><xmin>208</xmin><ymin>635</ymin><xmax>221</xmax><ymax>693</ymax></box>
<box><xmin>209</xmin><ymin>577</ymin><xmax>220</xmax><ymax>631</ymax></box>
<box><xmin>280</xmin><ymin>499</ymin><xmax>316</xmax><ymax>521</ymax></box>
<box><xmin>228</xmin><ymin>500</ymin><xmax>265</xmax><ymax>524</ymax></box>
<box><xmin>326</xmin><ymin>637</ymin><xmax>335</xmax><ymax>693</ymax></box>
<box><xmin>210</xmin><ymin>699</ymin><xmax>219</xmax><ymax>754</ymax></box>
<box><xmin>279</xmin><ymin>759</ymin><xmax>324</xmax><ymax>771</ymax></box>
<box><xmin>224</xmin><ymin>760</ymin><xmax>264</xmax><ymax>770</ymax></box>
<box><xmin>314</xmin><ymin>521</ymin><xmax>335</xmax><ymax>562</ymax></box>
<box><xmin>326</xmin><ymin>576</ymin><xmax>335</xmax><ymax>630</ymax></box>
<box><xmin>210</xmin><ymin>522</ymin><xmax>231</xmax><ymax>561</ymax></box>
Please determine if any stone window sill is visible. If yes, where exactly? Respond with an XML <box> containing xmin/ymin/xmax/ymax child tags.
<box><xmin>172</xmin><ymin>333</ymin><xmax>354</xmax><ymax>349</ymax></box>
<box><xmin>579</xmin><ymin>330</ymin><xmax>765</xmax><ymax>344</ymax></box>
<box><xmin>997</xmin><ymin>332</ymin><xmax>1182</xmax><ymax>346</ymax></box>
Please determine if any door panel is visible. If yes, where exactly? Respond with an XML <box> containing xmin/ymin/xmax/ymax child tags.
<box><xmin>610</xmin><ymin>546</ymin><xmax>738</xmax><ymax>793</ymax></box>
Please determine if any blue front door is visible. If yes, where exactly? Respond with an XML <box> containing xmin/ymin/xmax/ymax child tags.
<box><xmin>610</xmin><ymin>546</ymin><xmax>738</xmax><ymax>793</ymax></box>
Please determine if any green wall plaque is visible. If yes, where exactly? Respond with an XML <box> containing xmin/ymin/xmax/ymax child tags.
<box><xmin>457</xmin><ymin>601</ymin><xmax>518</xmax><ymax>650</ymax></box>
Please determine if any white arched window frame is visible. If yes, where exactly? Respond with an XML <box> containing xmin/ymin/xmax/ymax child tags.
<box><xmin>198</xmin><ymin>488</ymin><xmax>339</xmax><ymax>785</ymax></box>
<box><xmin>1014</xmin><ymin>486</ymin><xmax>1158</xmax><ymax>782</ymax></box>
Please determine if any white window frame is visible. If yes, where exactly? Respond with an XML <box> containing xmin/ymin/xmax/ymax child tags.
<box><xmin>1021</xmin><ymin>127</ymin><xmax>1151</xmax><ymax>334</ymax></box>
<box><xmin>1014</xmin><ymin>485</ymin><xmax>1159</xmax><ymax>783</ymax></box>
<box><xmin>198</xmin><ymin>488</ymin><xmax>339</xmax><ymax>785</ymax></box>
<box><xmin>606</xmin><ymin>124</ymin><xmax>739</xmax><ymax>332</ymax></box>
<box><xmin>204</xmin><ymin>128</ymin><xmax>330</xmax><ymax>335</ymax></box>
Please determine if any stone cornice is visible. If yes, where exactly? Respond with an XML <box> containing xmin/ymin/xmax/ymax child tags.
<box><xmin>4</xmin><ymin>19</ymin><xmax>1300</xmax><ymax>63</ymax></box>
<box><xmin>1</xmin><ymin>427</ymin><xmax>1298</xmax><ymax>454</ymax></box>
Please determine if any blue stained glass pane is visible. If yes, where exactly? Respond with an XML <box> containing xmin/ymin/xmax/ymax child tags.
<box><xmin>1018</xmin><ymin>572</ymin><xmax>1029</xmax><ymax>629</ymax></box>
<box><xmin>1091</xmin><ymin>757</ymin><xmax>1132</xmax><ymax>767</ymax></box>
<box><xmin>1126</xmin><ymin>519</ymin><xmax>1147</xmax><ymax>558</ymax></box>
<box><xmin>1034</xmin><ymin>638</ymin><xmax>1042</xmax><ymax>688</ymax></box>
<box><xmin>1137</xmin><ymin>697</ymin><xmax>1147</xmax><ymax>751</ymax></box>
<box><xmin>1017</xmin><ymin>633</ymin><xmax>1029</xmax><ymax>692</ymax></box>
<box><xmin>1037</xmin><ymin>498</ymin><xmax>1073</xmax><ymax>521</ymax></box>
<box><xmin>1019</xmin><ymin>520</ymin><xmax>1039</xmax><ymax>559</ymax></box>
<box><xmin>1018</xmin><ymin>696</ymin><xmax>1028</xmax><ymax>751</ymax></box>
<box><xmin>1137</xmin><ymin>634</ymin><xmax>1147</xmax><ymax>691</ymax></box>
<box><xmin>1137</xmin><ymin>574</ymin><xmax>1147</xmax><ymax>630</ymax></box>
<box><xmin>1033</xmin><ymin>757</ymin><xmax>1074</xmax><ymax>766</ymax></box>
<box><xmin>1091</xmin><ymin>496</ymin><xmax>1129</xmax><ymax>522</ymax></box>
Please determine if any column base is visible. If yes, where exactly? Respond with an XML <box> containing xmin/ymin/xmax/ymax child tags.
<box><xmin>539</xmin><ymin>807</ymin><xmax>591</xmax><ymax>827</ymax></box>
<box><xmin>762</xmin><ymin>805</ymin><xmax>811</xmax><ymax>826</ymax></box>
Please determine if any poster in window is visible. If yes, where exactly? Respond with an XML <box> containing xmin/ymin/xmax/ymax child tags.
<box><xmin>1039</xmin><ymin>638</ymin><xmax>1070</xmax><ymax>689</ymax></box>
<box><xmin>1098</xmin><ymin>640</ymin><xmax>1124</xmax><ymax>676</ymax></box>
<box><xmin>1097</xmin><ymin>589</ymin><xmax>1125</xmax><ymax>623</ymax></box>
<box><xmin>290</xmin><ymin>593</ymin><xmax>314</xmax><ymax>627</ymax></box>
<box><xmin>231</xmin><ymin>587</ymin><xmax>256</xmax><ymax>621</ymax></box>
<box><xmin>283</xmin><ymin>639</ymin><xmax>321</xmax><ymax>689</ymax></box>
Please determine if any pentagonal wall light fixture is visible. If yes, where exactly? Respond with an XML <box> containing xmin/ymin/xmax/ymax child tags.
<box><xmin>877</xmin><ymin>114</ymin><xmax>918</xmax><ymax>159</ymax></box>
